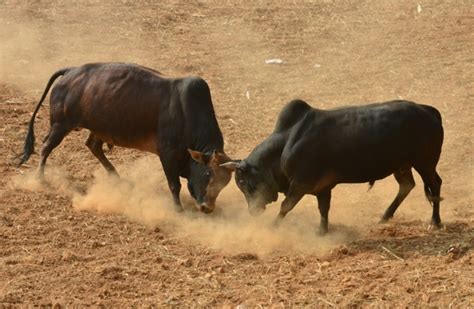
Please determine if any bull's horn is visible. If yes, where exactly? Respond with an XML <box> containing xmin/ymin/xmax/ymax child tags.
<box><xmin>220</xmin><ymin>161</ymin><xmax>241</xmax><ymax>171</ymax></box>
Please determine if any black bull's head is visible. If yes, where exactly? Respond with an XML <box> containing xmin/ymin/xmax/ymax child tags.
<box><xmin>220</xmin><ymin>160</ymin><xmax>278</xmax><ymax>215</ymax></box>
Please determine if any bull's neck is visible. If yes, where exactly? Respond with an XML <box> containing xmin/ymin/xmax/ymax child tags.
<box><xmin>249</xmin><ymin>133</ymin><xmax>289</xmax><ymax>194</ymax></box>
<box><xmin>187</xmin><ymin>122</ymin><xmax>224</xmax><ymax>154</ymax></box>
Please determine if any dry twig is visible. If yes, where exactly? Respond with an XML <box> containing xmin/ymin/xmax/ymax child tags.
<box><xmin>318</xmin><ymin>296</ymin><xmax>336</xmax><ymax>307</ymax></box>
<box><xmin>381</xmin><ymin>245</ymin><xmax>404</xmax><ymax>261</ymax></box>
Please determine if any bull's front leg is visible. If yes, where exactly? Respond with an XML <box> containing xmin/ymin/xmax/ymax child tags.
<box><xmin>273</xmin><ymin>187</ymin><xmax>304</xmax><ymax>227</ymax></box>
<box><xmin>159</xmin><ymin>152</ymin><xmax>184</xmax><ymax>212</ymax></box>
<box><xmin>316</xmin><ymin>190</ymin><xmax>332</xmax><ymax>235</ymax></box>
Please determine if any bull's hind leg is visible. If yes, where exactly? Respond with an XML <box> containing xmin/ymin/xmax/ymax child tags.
<box><xmin>85</xmin><ymin>133</ymin><xmax>118</xmax><ymax>176</ymax></box>
<box><xmin>38</xmin><ymin>123</ymin><xmax>72</xmax><ymax>178</ymax></box>
<box><xmin>416</xmin><ymin>168</ymin><xmax>443</xmax><ymax>228</ymax></box>
<box><xmin>380</xmin><ymin>169</ymin><xmax>415</xmax><ymax>223</ymax></box>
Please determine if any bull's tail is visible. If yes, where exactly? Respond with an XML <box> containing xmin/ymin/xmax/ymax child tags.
<box><xmin>17</xmin><ymin>68</ymin><xmax>71</xmax><ymax>167</ymax></box>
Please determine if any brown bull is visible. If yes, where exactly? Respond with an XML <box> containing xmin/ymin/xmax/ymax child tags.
<box><xmin>18</xmin><ymin>62</ymin><xmax>233</xmax><ymax>213</ymax></box>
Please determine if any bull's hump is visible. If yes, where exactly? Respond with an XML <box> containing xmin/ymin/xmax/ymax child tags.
<box><xmin>274</xmin><ymin>99</ymin><xmax>312</xmax><ymax>132</ymax></box>
<box><xmin>181</xmin><ymin>76</ymin><xmax>209</xmax><ymax>94</ymax></box>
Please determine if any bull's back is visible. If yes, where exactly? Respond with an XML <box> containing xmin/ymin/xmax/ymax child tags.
<box><xmin>283</xmin><ymin>101</ymin><xmax>443</xmax><ymax>183</ymax></box>
<box><xmin>326</xmin><ymin>101</ymin><xmax>441</xmax><ymax>153</ymax></box>
<box><xmin>50</xmin><ymin>63</ymin><xmax>172</xmax><ymax>152</ymax></box>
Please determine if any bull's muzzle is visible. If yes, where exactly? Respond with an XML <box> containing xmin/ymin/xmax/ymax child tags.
<box><xmin>198</xmin><ymin>202</ymin><xmax>214</xmax><ymax>214</ymax></box>
<box><xmin>248</xmin><ymin>204</ymin><xmax>266</xmax><ymax>217</ymax></box>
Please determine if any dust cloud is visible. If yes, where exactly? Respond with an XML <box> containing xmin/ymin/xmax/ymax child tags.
<box><xmin>0</xmin><ymin>5</ymin><xmax>156</xmax><ymax>94</ymax></box>
<box><xmin>0</xmin><ymin>15</ymin><xmax>68</xmax><ymax>92</ymax></box>
<box><xmin>72</xmin><ymin>157</ymin><xmax>360</xmax><ymax>256</ymax></box>
<box><xmin>13</xmin><ymin>153</ymin><xmax>447</xmax><ymax>256</ymax></box>
<box><xmin>13</xmin><ymin>156</ymin><xmax>365</xmax><ymax>256</ymax></box>
<box><xmin>12</xmin><ymin>166</ymin><xmax>76</xmax><ymax>197</ymax></box>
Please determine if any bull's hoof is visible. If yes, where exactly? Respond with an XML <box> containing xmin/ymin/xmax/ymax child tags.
<box><xmin>200</xmin><ymin>206</ymin><xmax>214</xmax><ymax>214</ymax></box>
<box><xmin>107</xmin><ymin>170</ymin><xmax>120</xmax><ymax>178</ymax></box>
<box><xmin>379</xmin><ymin>215</ymin><xmax>392</xmax><ymax>224</ymax></box>
<box><xmin>38</xmin><ymin>176</ymin><xmax>48</xmax><ymax>186</ymax></box>
<box><xmin>271</xmin><ymin>218</ymin><xmax>282</xmax><ymax>229</ymax></box>
<box><xmin>319</xmin><ymin>228</ymin><xmax>328</xmax><ymax>236</ymax></box>
<box><xmin>35</xmin><ymin>173</ymin><xmax>51</xmax><ymax>189</ymax></box>
<box><xmin>174</xmin><ymin>205</ymin><xmax>184</xmax><ymax>213</ymax></box>
<box><xmin>428</xmin><ymin>222</ymin><xmax>443</xmax><ymax>230</ymax></box>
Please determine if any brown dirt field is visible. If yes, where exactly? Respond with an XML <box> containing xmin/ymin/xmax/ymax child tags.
<box><xmin>1</xmin><ymin>0</ymin><xmax>473</xmax><ymax>307</ymax></box>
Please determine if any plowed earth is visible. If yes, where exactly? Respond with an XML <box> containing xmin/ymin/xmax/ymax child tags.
<box><xmin>0</xmin><ymin>1</ymin><xmax>473</xmax><ymax>307</ymax></box>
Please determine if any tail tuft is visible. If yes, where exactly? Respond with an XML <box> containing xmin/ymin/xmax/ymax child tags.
<box><xmin>17</xmin><ymin>122</ymin><xmax>36</xmax><ymax>167</ymax></box>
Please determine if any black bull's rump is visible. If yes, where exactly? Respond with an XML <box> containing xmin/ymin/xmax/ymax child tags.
<box><xmin>18</xmin><ymin>62</ymin><xmax>233</xmax><ymax>213</ymax></box>
<box><xmin>223</xmin><ymin>99</ymin><xmax>444</xmax><ymax>234</ymax></box>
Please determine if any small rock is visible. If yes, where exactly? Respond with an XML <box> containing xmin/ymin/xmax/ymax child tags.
<box><xmin>61</xmin><ymin>252</ymin><xmax>78</xmax><ymax>262</ymax></box>
<box><xmin>446</xmin><ymin>244</ymin><xmax>469</xmax><ymax>262</ymax></box>
<box><xmin>338</xmin><ymin>245</ymin><xmax>351</xmax><ymax>255</ymax></box>
<box><xmin>181</xmin><ymin>258</ymin><xmax>193</xmax><ymax>267</ymax></box>
<box><xmin>5</xmin><ymin>259</ymin><xmax>19</xmax><ymax>265</ymax></box>
<box><xmin>233</xmin><ymin>253</ymin><xmax>259</xmax><ymax>261</ymax></box>
<box><xmin>163</xmin><ymin>296</ymin><xmax>180</xmax><ymax>305</ymax></box>
<box><xmin>265</xmin><ymin>59</ymin><xmax>283</xmax><ymax>64</ymax></box>
<box><xmin>91</xmin><ymin>241</ymin><xmax>106</xmax><ymax>249</ymax></box>
<box><xmin>100</xmin><ymin>266</ymin><xmax>124</xmax><ymax>280</ymax></box>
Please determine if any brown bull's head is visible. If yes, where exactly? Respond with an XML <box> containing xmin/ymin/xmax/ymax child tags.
<box><xmin>187</xmin><ymin>149</ymin><xmax>233</xmax><ymax>213</ymax></box>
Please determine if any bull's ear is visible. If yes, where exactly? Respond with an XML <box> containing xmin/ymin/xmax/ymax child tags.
<box><xmin>188</xmin><ymin>149</ymin><xmax>206</xmax><ymax>165</ymax></box>
<box><xmin>220</xmin><ymin>160</ymin><xmax>241</xmax><ymax>171</ymax></box>
<box><xmin>212</xmin><ymin>150</ymin><xmax>231</xmax><ymax>164</ymax></box>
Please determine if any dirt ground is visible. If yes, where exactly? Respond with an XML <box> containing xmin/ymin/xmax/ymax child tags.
<box><xmin>1</xmin><ymin>0</ymin><xmax>473</xmax><ymax>307</ymax></box>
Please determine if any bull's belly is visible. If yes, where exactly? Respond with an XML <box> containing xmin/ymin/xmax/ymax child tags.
<box><xmin>84</xmin><ymin>128</ymin><xmax>159</xmax><ymax>154</ymax></box>
<box><xmin>336</xmin><ymin>166</ymin><xmax>405</xmax><ymax>184</ymax></box>
<box><xmin>339</xmin><ymin>173</ymin><xmax>392</xmax><ymax>184</ymax></box>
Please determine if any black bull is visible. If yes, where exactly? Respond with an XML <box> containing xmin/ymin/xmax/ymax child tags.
<box><xmin>18</xmin><ymin>62</ymin><xmax>233</xmax><ymax>213</ymax></box>
<box><xmin>222</xmin><ymin>99</ymin><xmax>444</xmax><ymax>234</ymax></box>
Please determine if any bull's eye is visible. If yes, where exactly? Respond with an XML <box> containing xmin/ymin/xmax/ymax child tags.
<box><xmin>238</xmin><ymin>179</ymin><xmax>245</xmax><ymax>187</ymax></box>
<box><xmin>204</xmin><ymin>171</ymin><xmax>211</xmax><ymax>177</ymax></box>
